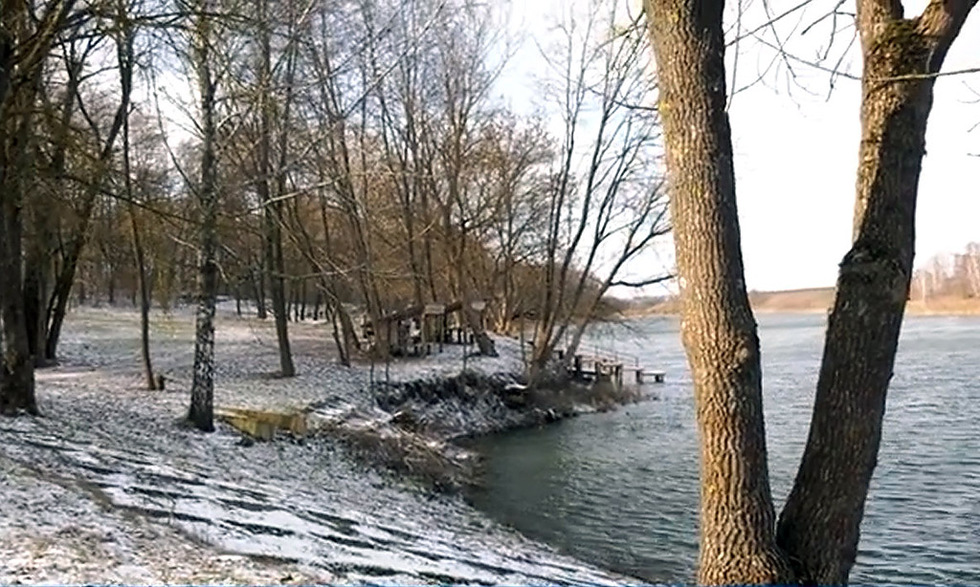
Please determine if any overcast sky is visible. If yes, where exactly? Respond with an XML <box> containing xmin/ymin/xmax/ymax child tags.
<box><xmin>509</xmin><ymin>0</ymin><xmax>980</xmax><ymax>292</ymax></box>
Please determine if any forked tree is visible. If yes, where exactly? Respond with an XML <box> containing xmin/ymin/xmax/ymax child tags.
<box><xmin>644</xmin><ymin>0</ymin><xmax>976</xmax><ymax>583</ymax></box>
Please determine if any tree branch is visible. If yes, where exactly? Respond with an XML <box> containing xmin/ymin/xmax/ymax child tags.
<box><xmin>608</xmin><ymin>274</ymin><xmax>674</xmax><ymax>288</ymax></box>
<box><xmin>916</xmin><ymin>0</ymin><xmax>979</xmax><ymax>72</ymax></box>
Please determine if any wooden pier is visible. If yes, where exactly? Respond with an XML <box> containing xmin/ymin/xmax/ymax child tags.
<box><xmin>569</xmin><ymin>352</ymin><xmax>665</xmax><ymax>386</ymax></box>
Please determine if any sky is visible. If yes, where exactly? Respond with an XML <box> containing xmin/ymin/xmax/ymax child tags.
<box><xmin>509</xmin><ymin>0</ymin><xmax>980</xmax><ymax>292</ymax></box>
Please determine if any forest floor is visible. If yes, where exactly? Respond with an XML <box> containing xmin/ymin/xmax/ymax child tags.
<box><xmin>0</xmin><ymin>303</ymin><xmax>630</xmax><ymax>585</ymax></box>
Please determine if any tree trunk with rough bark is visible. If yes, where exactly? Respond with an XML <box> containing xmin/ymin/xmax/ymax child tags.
<box><xmin>646</xmin><ymin>0</ymin><xmax>976</xmax><ymax>584</ymax></box>
<box><xmin>1</xmin><ymin>10</ymin><xmax>38</xmax><ymax>416</ymax></box>
<box><xmin>776</xmin><ymin>2</ymin><xmax>977</xmax><ymax>583</ymax></box>
<box><xmin>0</xmin><ymin>108</ymin><xmax>38</xmax><ymax>414</ymax></box>
<box><xmin>645</xmin><ymin>2</ymin><xmax>790</xmax><ymax>583</ymax></box>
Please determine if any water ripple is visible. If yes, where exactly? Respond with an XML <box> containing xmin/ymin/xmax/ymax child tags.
<box><xmin>470</xmin><ymin>314</ymin><xmax>980</xmax><ymax>584</ymax></box>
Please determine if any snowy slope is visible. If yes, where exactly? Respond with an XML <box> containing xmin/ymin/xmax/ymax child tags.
<box><xmin>0</xmin><ymin>305</ymin><xmax>633</xmax><ymax>585</ymax></box>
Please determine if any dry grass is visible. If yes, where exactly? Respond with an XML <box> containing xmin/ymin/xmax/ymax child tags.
<box><xmin>906</xmin><ymin>296</ymin><xmax>980</xmax><ymax>315</ymax></box>
<box><xmin>318</xmin><ymin>419</ymin><xmax>480</xmax><ymax>492</ymax></box>
<box><xmin>525</xmin><ymin>379</ymin><xmax>645</xmax><ymax>414</ymax></box>
<box><xmin>749</xmin><ymin>287</ymin><xmax>835</xmax><ymax>313</ymax></box>
<box><xmin>643</xmin><ymin>288</ymin><xmax>980</xmax><ymax>316</ymax></box>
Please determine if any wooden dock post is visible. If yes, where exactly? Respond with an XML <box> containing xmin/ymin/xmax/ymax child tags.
<box><xmin>424</xmin><ymin>303</ymin><xmax>445</xmax><ymax>356</ymax></box>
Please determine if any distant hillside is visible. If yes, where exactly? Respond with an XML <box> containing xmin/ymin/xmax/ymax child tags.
<box><xmin>634</xmin><ymin>287</ymin><xmax>834</xmax><ymax>315</ymax></box>
<box><xmin>634</xmin><ymin>287</ymin><xmax>980</xmax><ymax>316</ymax></box>
<box><xmin>749</xmin><ymin>287</ymin><xmax>836</xmax><ymax>313</ymax></box>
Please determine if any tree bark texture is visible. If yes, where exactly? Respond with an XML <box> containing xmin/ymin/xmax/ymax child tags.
<box><xmin>0</xmin><ymin>103</ymin><xmax>38</xmax><ymax>414</ymax></box>
<box><xmin>645</xmin><ymin>1</ymin><xmax>790</xmax><ymax>583</ymax></box>
<box><xmin>776</xmin><ymin>2</ymin><xmax>977</xmax><ymax>583</ymax></box>
<box><xmin>647</xmin><ymin>0</ymin><xmax>976</xmax><ymax>584</ymax></box>
<box><xmin>0</xmin><ymin>5</ymin><xmax>40</xmax><ymax>416</ymax></box>
<box><xmin>187</xmin><ymin>2</ymin><xmax>219</xmax><ymax>432</ymax></box>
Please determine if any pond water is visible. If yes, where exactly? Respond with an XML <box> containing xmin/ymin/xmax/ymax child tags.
<box><xmin>468</xmin><ymin>314</ymin><xmax>980</xmax><ymax>584</ymax></box>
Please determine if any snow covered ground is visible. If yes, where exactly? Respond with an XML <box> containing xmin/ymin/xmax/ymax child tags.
<box><xmin>0</xmin><ymin>304</ymin><xmax>631</xmax><ymax>585</ymax></box>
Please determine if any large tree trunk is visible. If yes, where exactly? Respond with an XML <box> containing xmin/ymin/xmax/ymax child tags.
<box><xmin>187</xmin><ymin>1</ymin><xmax>219</xmax><ymax>432</ymax></box>
<box><xmin>1</xmin><ymin>109</ymin><xmax>38</xmax><ymax>416</ymax></box>
<box><xmin>0</xmin><ymin>15</ymin><xmax>38</xmax><ymax>416</ymax></box>
<box><xmin>776</xmin><ymin>3</ymin><xmax>976</xmax><ymax>583</ymax></box>
<box><xmin>645</xmin><ymin>1</ymin><xmax>790</xmax><ymax>583</ymax></box>
<box><xmin>1</xmin><ymin>0</ymin><xmax>76</xmax><ymax>411</ymax></box>
<box><xmin>647</xmin><ymin>0</ymin><xmax>975</xmax><ymax>583</ymax></box>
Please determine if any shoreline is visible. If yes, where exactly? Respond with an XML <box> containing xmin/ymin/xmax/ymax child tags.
<box><xmin>310</xmin><ymin>369</ymin><xmax>646</xmax><ymax>492</ymax></box>
<box><xmin>0</xmin><ymin>304</ymin><xmax>637</xmax><ymax>585</ymax></box>
<box><xmin>629</xmin><ymin>302</ymin><xmax>980</xmax><ymax>318</ymax></box>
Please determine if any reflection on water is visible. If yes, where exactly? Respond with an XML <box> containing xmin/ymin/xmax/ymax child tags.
<box><xmin>469</xmin><ymin>314</ymin><xmax>980</xmax><ymax>584</ymax></box>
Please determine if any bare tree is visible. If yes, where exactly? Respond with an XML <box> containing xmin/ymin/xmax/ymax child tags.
<box><xmin>645</xmin><ymin>0</ymin><xmax>977</xmax><ymax>583</ymax></box>
<box><xmin>1</xmin><ymin>0</ymin><xmax>78</xmax><ymax>415</ymax></box>
<box><xmin>184</xmin><ymin>0</ymin><xmax>222</xmax><ymax>432</ymax></box>
<box><xmin>530</xmin><ymin>1</ymin><xmax>670</xmax><ymax>372</ymax></box>
<box><xmin>39</xmin><ymin>5</ymin><xmax>140</xmax><ymax>364</ymax></box>
<box><xmin>114</xmin><ymin>0</ymin><xmax>159</xmax><ymax>390</ymax></box>
<box><xmin>253</xmin><ymin>0</ymin><xmax>295</xmax><ymax>376</ymax></box>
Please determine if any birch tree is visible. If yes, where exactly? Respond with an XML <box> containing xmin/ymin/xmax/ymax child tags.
<box><xmin>184</xmin><ymin>0</ymin><xmax>222</xmax><ymax>431</ymax></box>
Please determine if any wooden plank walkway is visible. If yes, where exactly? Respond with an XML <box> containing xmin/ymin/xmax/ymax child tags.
<box><xmin>523</xmin><ymin>340</ymin><xmax>666</xmax><ymax>385</ymax></box>
<box><xmin>570</xmin><ymin>353</ymin><xmax>665</xmax><ymax>385</ymax></box>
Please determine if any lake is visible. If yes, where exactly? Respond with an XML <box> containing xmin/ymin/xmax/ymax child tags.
<box><xmin>468</xmin><ymin>314</ymin><xmax>980</xmax><ymax>584</ymax></box>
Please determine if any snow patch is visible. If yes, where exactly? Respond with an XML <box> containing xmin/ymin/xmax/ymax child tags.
<box><xmin>1</xmin><ymin>306</ymin><xmax>630</xmax><ymax>585</ymax></box>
